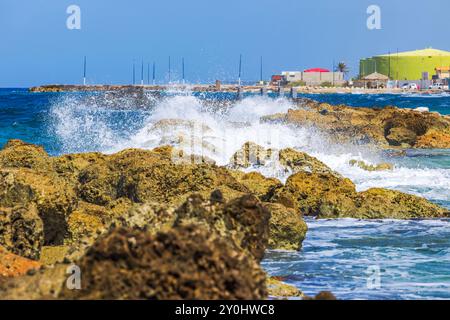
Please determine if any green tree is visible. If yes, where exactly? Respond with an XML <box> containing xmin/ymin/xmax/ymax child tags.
<box><xmin>336</xmin><ymin>62</ymin><xmax>349</xmax><ymax>79</ymax></box>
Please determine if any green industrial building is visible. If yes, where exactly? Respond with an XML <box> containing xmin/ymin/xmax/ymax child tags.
<box><xmin>359</xmin><ymin>48</ymin><xmax>450</xmax><ymax>80</ymax></box>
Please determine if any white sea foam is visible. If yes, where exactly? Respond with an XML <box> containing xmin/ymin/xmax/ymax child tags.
<box><xmin>49</xmin><ymin>93</ymin><xmax>450</xmax><ymax>207</ymax></box>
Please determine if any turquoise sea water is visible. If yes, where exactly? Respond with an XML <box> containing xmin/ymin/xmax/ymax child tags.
<box><xmin>1</xmin><ymin>88</ymin><xmax>449</xmax><ymax>299</ymax></box>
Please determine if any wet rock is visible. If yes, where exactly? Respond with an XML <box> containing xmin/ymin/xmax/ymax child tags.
<box><xmin>349</xmin><ymin>159</ymin><xmax>393</xmax><ymax>171</ymax></box>
<box><xmin>230</xmin><ymin>142</ymin><xmax>340</xmax><ymax>178</ymax></box>
<box><xmin>59</xmin><ymin>225</ymin><xmax>267</xmax><ymax>300</ymax></box>
<box><xmin>270</xmin><ymin>172</ymin><xmax>357</xmax><ymax>216</ymax></box>
<box><xmin>303</xmin><ymin>291</ymin><xmax>337</xmax><ymax>300</ymax></box>
<box><xmin>269</xmin><ymin>171</ymin><xmax>449</xmax><ymax>219</ymax></box>
<box><xmin>355</xmin><ymin>188</ymin><xmax>449</xmax><ymax>219</ymax></box>
<box><xmin>262</xmin><ymin>101</ymin><xmax>450</xmax><ymax>149</ymax></box>
<box><xmin>264</xmin><ymin>203</ymin><xmax>307</xmax><ymax>251</ymax></box>
<box><xmin>230</xmin><ymin>142</ymin><xmax>276</xmax><ymax>168</ymax></box>
<box><xmin>278</xmin><ymin>148</ymin><xmax>341</xmax><ymax>177</ymax></box>
<box><xmin>266</xmin><ymin>277</ymin><xmax>303</xmax><ymax>299</ymax></box>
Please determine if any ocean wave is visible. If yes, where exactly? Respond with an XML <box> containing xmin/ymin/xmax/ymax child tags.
<box><xmin>48</xmin><ymin>93</ymin><xmax>450</xmax><ymax>208</ymax></box>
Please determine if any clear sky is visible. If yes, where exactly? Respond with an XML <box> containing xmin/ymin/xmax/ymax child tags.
<box><xmin>1</xmin><ymin>0</ymin><xmax>449</xmax><ymax>87</ymax></box>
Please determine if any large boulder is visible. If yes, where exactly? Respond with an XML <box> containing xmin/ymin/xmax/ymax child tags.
<box><xmin>0</xmin><ymin>204</ymin><xmax>44</xmax><ymax>260</ymax></box>
<box><xmin>229</xmin><ymin>142</ymin><xmax>276</xmax><ymax>168</ymax></box>
<box><xmin>174</xmin><ymin>193</ymin><xmax>271</xmax><ymax>261</ymax></box>
<box><xmin>229</xmin><ymin>142</ymin><xmax>339</xmax><ymax>176</ymax></box>
<box><xmin>264</xmin><ymin>203</ymin><xmax>307</xmax><ymax>251</ymax></box>
<box><xmin>269</xmin><ymin>172</ymin><xmax>357</xmax><ymax>216</ymax></box>
<box><xmin>0</xmin><ymin>168</ymin><xmax>76</xmax><ymax>246</ymax></box>
<box><xmin>354</xmin><ymin>188</ymin><xmax>449</xmax><ymax>219</ymax></box>
<box><xmin>278</xmin><ymin>148</ymin><xmax>341</xmax><ymax>177</ymax></box>
<box><xmin>268</xmin><ymin>171</ymin><xmax>449</xmax><ymax>219</ymax></box>
<box><xmin>262</xmin><ymin>101</ymin><xmax>450</xmax><ymax>149</ymax></box>
<box><xmin>59</xmin><ymin>225</ymin><xmax>268</xmax><ymax>300</ymax></box>
<box><xmin>0</xmin><ymin>140</ymin><xmax>53</xmax><ymax>172</ymax></box>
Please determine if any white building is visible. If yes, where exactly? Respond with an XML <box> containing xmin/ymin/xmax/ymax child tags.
<box><xmin>282</xmin><ymin>68</ymin><xmax>345</xmax><ymax>86</ymax></box>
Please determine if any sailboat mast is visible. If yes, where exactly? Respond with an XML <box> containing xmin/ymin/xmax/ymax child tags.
<box><xmin>83</xmin><ymin>56</ymin><xmax>86</xmax><ymax>85</ymax></box>
<box><xmin>238</xmin><ymin>54</ymin><xmax>242</xmax><ymax>87</ymax></box>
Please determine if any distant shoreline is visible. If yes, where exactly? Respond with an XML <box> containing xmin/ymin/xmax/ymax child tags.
<box><xmin>28</xmin><ymin>84</ymin><xmax>448</xmax><ymax>95</ymax></box>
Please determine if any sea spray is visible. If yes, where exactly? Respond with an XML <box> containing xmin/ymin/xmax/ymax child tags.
<box><xmin>48</xmin><ymin>91</ymin><xmax>450</xmax><ymax>208</ymax></box>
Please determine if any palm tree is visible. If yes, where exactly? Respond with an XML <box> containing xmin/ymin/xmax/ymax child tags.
<box><xmin>336</xmin><ymin>62</ymin><xmax>349</xmax><ymax>79</ymax></box>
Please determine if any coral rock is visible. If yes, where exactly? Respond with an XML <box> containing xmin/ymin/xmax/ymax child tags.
<box><xmin>59</xmin><ymin>225</ymin><xmax>268</xmax><ymax>300</ymax></box>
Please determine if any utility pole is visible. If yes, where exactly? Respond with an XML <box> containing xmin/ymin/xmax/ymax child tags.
<box><xmin>83</xmin><ymin>56</ymin><xmax>87</xmax><ymax>85</ymax></box>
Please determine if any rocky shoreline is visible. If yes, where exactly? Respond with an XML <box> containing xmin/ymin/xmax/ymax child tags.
<box><xmin>0</xmin><ymin>134</ymin><xmax>448</xmax><ymax>299</ymax></box>
<box><xmin>264</xmin><ymin>98</ymin><xmax>450</xmax><ymax>149</ymax></box>
<box><xmin>1</xmin><ymin>98</ymin><xmax>450</xmax><ymax>299</ymax></box>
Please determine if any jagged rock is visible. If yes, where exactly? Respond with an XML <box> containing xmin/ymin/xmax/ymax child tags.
<box><xmin>0</xmin><ymin>168</ymin><xmax>75</xmax><ymax>246</ymax></box>
<box><xmin>269</xmin><ymin>172</ymin><xmax>449</xmax><ymax>219</ymax></box>
<box><xmin>303</xmin><ymin>291</ymin><xmax>337</xmax><ymax>300</ymax></box>
<box><xmin>0</xmin><ymin>140</ymin><xmax>53</xmax><ymax>172</ymax></box>
<box><xmin>39</xmin><ymin>246</ymin><xmax>69</xmax><ymax>265</ymax></box>
<box><xmin>230</xmin><ymin>142</ymin><xmax>340</xmax><ymax>177</ymax></box>
<box><xmin>264</xmin><ymin>203</ymin><xmax>307</xmax><ymax>251</ymax></box>
<box><xmin>385</xmin><ymin>127</ymin><xmax>417</xmax><ymax>146</ymax></box>
<box><xmin>0</xmin><ymin>246</ymin><xmax>41</xmax><ymax>278</ymax></box>
<box><xmin>349</xmin><ymin>159</ymin><xmax>393</xmax><ymax>171</ymax></box>
<box><xmin>278</xmin><ymin>148</ymin><xmax>341</xmax><ymax>177</ymax></box>
<box><xmin>59</xmin><ymin>225</ymin><xmax>267</xmax><ymax>300</ymax></box>
<box><xmin>174</xmin><ymin>193</ymin><xmax>270</xmax><ymax>261</ymax></box>
<box><xmin>269</xmin><ymin>172</ymin><xmax>356</xmax><ymax>216</ymax></box>
<box><xmin>262</xmin><ymin>101</ymin><xmax>450</xmax><ymax>149</ymax></box>
<box><xmin>112</xmin><ymin>201</ymin><xmax>176</xmax><ymax>233</ymax></box>
<box><xmin>266</xmin><ymin>277</ymin><xmax>303</xmax><ymax>299</ymax></box>
<box><xmin>0</xmin><ymin>204</ymin><xmax>44</xmax><ymax>260</ymax></box>
<box><xmin>415</xmin><ymin>129</ymin><xmax>450</xmax><ymax>148</ymax></box>
<box><xmin>229</xmin><ymin>142</ymin><xmax>276</xmax><ymax>168</ymax></box>
<box><xmin>0</xmin><ymin>263</ymin><xmax>67</xmax><ymax>299</ymax></box>
<box><xmin>229</xmin><ymin>171</ymin><xmax>282</xmax><ymax>200</ymax></box>
<box><xmin>354</xmin><ymin>188</ymin><xmax>449</xmax><ymax>219</ymax></box>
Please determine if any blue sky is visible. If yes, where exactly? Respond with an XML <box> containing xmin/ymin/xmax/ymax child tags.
<box><xmin>1</xmin><ymin>0</ymin><xmax>449</xmax><ymax>87</ymax></box>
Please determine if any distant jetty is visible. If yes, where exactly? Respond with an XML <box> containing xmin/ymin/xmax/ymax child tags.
<box><xmin>29</xmin><ymin>84</ymin><xmax>442</xmax><ymax>95</ymax></box>
<box><xmin>29</xmin><ymin>84</ymin><xmax>259</xmax><ymax>93</ymax></box>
